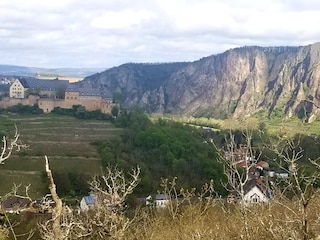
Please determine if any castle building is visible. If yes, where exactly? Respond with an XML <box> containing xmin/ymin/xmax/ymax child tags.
<box><xmin>2</xmin><ymin>77</ymin><xmax>114</xmax><ymax>114</ymax></box>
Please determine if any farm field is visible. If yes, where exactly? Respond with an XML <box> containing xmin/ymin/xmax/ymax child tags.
<box><xmin>35</xmin><ymin>76</ymin><xmax>82</xmax><ymax>82</ymax></box>
<box><xmin>0</xmin><ymin>113</ymin><xmax>121</xmax><ymax>198</ymax></box>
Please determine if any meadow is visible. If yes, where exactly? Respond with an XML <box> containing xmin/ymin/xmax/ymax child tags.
<box><xmin>163</xmin><ymin>114</ymin><xmax>320</xmax><ymax>137</ymax></box>
<box><xmin>0</xmin><ymin>113</ymin><xmax>121</xmax><ymax>198</ymax></box>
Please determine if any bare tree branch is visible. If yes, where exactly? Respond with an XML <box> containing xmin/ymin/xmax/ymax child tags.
<box><xmin>0</xmin><ymin>125</ymin><xmax>28</xmax><ymax>164</ymax></box>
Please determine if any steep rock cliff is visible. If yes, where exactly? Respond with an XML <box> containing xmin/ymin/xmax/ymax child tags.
<box><xmin>81</xmin><ymin>43</ymin><xmax>320</xmax><ymax>122</ymax></box>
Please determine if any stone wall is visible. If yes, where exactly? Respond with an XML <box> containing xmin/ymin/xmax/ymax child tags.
<box><xmin>0</xmin><ymin>95</ymin><xmax>114</xmax><ymax>114</ymax></box>
<box><xmin>0</xmin><ymin>95</ymin><xmax>39</xmax><ymax>108</ymax></box>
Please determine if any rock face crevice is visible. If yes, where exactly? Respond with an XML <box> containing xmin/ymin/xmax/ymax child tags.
<box><xmin>81</xmin><ymin>43</ymin><xmax>320</xmax><ymax>122</ymax></box>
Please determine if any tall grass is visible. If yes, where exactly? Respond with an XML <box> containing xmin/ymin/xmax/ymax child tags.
<box><xmin>128</xmin><ymin>196</ymin><xmax>320</xmax><ymax>240</ymax></box>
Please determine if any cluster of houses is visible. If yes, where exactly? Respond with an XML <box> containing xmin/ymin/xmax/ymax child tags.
<box><xmin>225</xmin><ymin>145</ymin><xmax>289</xmax><ymax>204</ymax></box>
<box><xmin>80</xmin><ymin>193</ymin><xmax>170</xmax><ymax>212</ymax></box>
<box><xmin>0</xmin><ymin>193</ymin><xmax>170</xmax><ymax>217</ymax></box>
<box><xmin>0</xmin><ymin>77</ymin><xmax>115</xmax><ymax>114</ymax></box>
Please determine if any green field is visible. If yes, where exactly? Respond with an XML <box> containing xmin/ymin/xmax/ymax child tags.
<box><xmin>0</xmin><ymin>113</ymin><xmax>121</xmax><ymax>198</ymax></box>
<box><xmin>163</xmin><ymin>115</ymin><xmax>320</xmax><ymax>137</ymax></box>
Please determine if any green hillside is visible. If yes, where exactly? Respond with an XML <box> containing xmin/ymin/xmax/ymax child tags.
<box><xmin>0</xmin><ymin>113</ymin><xmax>121</xmax><ymax>198</ymax></box>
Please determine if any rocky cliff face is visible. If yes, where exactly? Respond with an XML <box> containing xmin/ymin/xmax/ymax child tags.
<box><xmin>81</xmin><ymin>43</ymin><xmax>320</xmax><ymax>122</ymax></box>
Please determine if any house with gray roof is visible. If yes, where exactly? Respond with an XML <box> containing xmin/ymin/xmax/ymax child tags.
<box><xmin>10</xmin><ymin>77</ymin><xmax>69</xmax><ymax>99</ymax></box>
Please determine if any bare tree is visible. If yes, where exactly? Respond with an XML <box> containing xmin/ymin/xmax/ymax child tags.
<box><xmin>39</xmin><ymin>156</ymin><xmax>83</xmax><ymax>240</ymax></box>
<box><xmin>158</xmin><ymin>177</ymin><xmax>216</xmax><ymax>220</ymax></box>
<box><xmin>0</xmin><ymin>125</ymin><xmax>28</xmax><ymax>239</ymax></box>
<box><xmin>77</xmin><ymin>166</ymin><xmax>141</xmax><ymax>239</ymax></box>
<box><xmin>268</xmin><ymin>138</ymin><xmax>320</xmax><ymax>240</ymax></box>
<box><xmin>218</xmin><ymin>129</ymin><xmax>257</xmax><ymax>239</ymax></box>
<box><xmin>89</xmin><ymin>165</ymin><xmax>141</xmax><ymax>209</ymax></box>
<box><xmin>1</xmin><ymin>125</ymin><xmax>27</xmax><ymax>164</ymax></box>
<box><xmin>39</xmin><ymin>164</ymin><xmax>141</xmax><ymax>240</ymax></box>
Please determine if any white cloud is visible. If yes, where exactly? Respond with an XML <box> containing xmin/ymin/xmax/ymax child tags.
<box><xmin>0</xmin><ymin>0</ymin><xmax>320</xmax><ymax>68</ymax></box>
<box><xmin>91</xmin><ymin>9</ymin><xmax>153</xmax><ymax>29</ymax></box>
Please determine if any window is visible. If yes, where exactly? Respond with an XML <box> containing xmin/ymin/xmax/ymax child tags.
<box><xmin>250</xmin><ymin>193</ymin><xmax>260</xmax><ymax>203</ymax></box>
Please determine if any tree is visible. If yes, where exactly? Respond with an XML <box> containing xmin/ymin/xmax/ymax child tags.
<box><xmin>39</xmin><ymin>162</ymin><xmax>141</xmax><ymax>240</ymax></box>
<box><xmin>111</xmin><ymin>105</ymin><xmax>120</xmax><ymax>118</ymax></box>
<box><xmin>1</xmin><ymin>125</ymin><xmax>28</xmax><ymax>164</ymax></box>
<box><xmin>68</xmin><ymin>166</ymin><xmax>141</xmax><ymax>239</ymax></box>
<box><xmin>217</xmin><ymin>129</ymin><xmax>259</xmax><ymax>239</ymax></box>
<box><xmin>268</xmin><ymin>138</ymin><xmax>320</xmax><ymax>240</ymax></box>
<box><xmin>0</xmin><ymin>126</ymin><xmax>29</xmax><ymax>239</ymax></box>
<box><xmin>218</xmin><ymin>128</ymin><xmax>320</xmax><ymax>240</ymax></box>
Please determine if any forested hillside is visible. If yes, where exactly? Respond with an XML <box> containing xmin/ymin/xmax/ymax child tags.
<box><xmin>95</xmin><ymin>109</ymin><xmax>226</xmax><ymax>195</ymax></box>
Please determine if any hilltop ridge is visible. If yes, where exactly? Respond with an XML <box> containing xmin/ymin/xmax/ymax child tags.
<box><xmin>81</xmin><ymin>42</ymin><xmax>320</xmax><ymax>122</ymax></box>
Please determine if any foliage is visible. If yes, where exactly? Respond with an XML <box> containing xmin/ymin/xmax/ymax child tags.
<box><xmin>271</xmin><ymin>107</ymin><xmax>283</xmax><ymax>119</ymax></box>
<box><xmin>4</xmin><ymin>104</ymin><xmax>43</xmax><ymax>114</ymax></box>
<box><xmin>97</xmin><ymin>109</ymin><xmax>227</xmax><ymax>195</ymax></box>
<box><xmin>229</xmin><ymin>100</ymin><xmax>238</xmax><ymax>114</ymax></box>
<box><xmin>51</xmin><ymin>105</ymin><xmax>113</xmax><ymax>120</ymax></box>
<box><xmin>111</xmin><ymin>105</ymin><xmax>119</xmax><ymax>117</ymax></box>
<box><xmin>52</xmin><ymin>171</ymin><xmax>91</xmax><ymax>197</ymax></box>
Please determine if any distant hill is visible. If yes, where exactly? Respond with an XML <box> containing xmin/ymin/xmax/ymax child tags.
<box><xmin>0</xmin><ymin>64</ymin><xmax>105</xmax><ymax>78</ymax></box>
<box><xmin>81</xmin><ymin>43</ymin><xmax>320</xmax><ymax>122</ymax></box>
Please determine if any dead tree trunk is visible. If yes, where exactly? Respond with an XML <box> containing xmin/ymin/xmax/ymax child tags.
<box><xmin>45</xmin><ymin>156</ymin><xmax>63</xmax><ymax>239</ymax></box>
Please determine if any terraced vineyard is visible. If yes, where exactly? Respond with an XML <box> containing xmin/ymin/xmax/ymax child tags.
<box><xmin>0</xmin><ymin>113</ymin><xmax>121</xmax><ymax>198</ymax></box>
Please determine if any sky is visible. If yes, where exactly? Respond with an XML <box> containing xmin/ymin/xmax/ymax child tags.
<box><xmin>1</xmin><ymin>0</ymin><xmax>320</xmax><ymax>69</ymax></box>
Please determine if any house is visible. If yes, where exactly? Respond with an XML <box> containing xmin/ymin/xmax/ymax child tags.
<box><xmin>9</xmin><ymin>77</ymin><xmax>68</xmax><ymax>99</ymax></box>
<box><xmin>0</xmin><ymin>196</ymin><xmax>31</xmax><ymax>214</ymax></box>
<box><xmin>80</xmin><ymin>192</ymin><xmax>122</xmax><ymax>212</ymax></box>
<box><xmin>257</xmin><ymin>161</ymin><xmax>269</xmax><ymax>170</ymax></box>
<box><xmin>268</xmin><ymin>168</ymin><xmax>276</xmax><ymax>178</ymax></box>
<box><xmin>144</xmin><ymin>194</ymin><xmax>170</xmax><ymax>208</ymax></box>
<box><xmin>154</xmin><ymin>194</ymin><xmax>170</xmax><ymax>208</ymax></box>
<box><xmin>275</xmin><ymin>170</ymin><xmax>289</xmax><ymax>179</ymax></box>
<box><xmin>268</xmin><ymin>168</ymin><xmax>289</xmax><ymax>179</ymax></box>
<box><xmin>80</xmin><ymin>195</ymin><xmax>95</xmax><ymax>212</ymax></box>
<box><xmin>241</xmin><ymin>178</ymin><xmax>271</xmax><ymax>204</ymax></box>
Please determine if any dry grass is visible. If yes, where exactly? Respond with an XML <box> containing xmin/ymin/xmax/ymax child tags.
<box><xmin>128</xmin><ymin>196</ymin><xmax>320</xmax><ymax>240</ymax></box>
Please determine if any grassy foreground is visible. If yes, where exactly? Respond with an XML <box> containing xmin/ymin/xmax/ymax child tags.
<box><xmin>126</xmin><ymin>196</ymin><xmax>320</xmax><ymax>240</ymax></box>
<box><xmin>0</xmin><ymin>113</ymin><xmax>121</xmax><ymax>198</ymax></box>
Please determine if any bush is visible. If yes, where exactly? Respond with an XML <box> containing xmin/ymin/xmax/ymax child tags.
<box><xmin>51</xmin><ymin>105</ymin><xmax>113</xmax><ymax>121</ymax></box>
<box><xmin>6</xmin><ymin>104</ymin><xmax>43</xmax><ymax>114</ymax></box>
